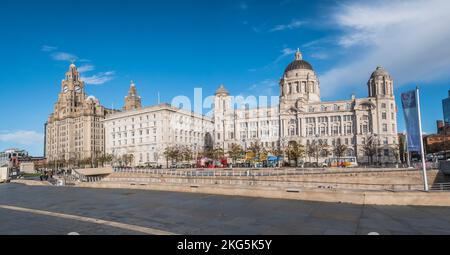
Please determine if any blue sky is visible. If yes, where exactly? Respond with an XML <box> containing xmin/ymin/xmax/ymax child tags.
<box><xmin>1</xmin><ymin>0</ymin><xmax>449</xmax><ymax>156</ymax></box>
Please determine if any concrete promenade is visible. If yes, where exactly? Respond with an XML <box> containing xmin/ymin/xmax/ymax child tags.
<box><xmin>59</xmin><ymin>167</ymin><xmax>450</xmax><ymax>206</ymax></box>
<box><xmin>2</xmin><ymin>183</ymin><xmax>450</xmax><ymax>235</ymax></box>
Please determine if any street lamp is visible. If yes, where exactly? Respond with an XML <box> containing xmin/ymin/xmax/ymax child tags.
<box><xmin>373</xmin><ymin>134</ymin><xmax>380</xmax><ymax>165</ymax></box>
<box><xmin>194</xmin><ymin>143</ymin><xmax>198</xmax><ymax>167</ymax></box>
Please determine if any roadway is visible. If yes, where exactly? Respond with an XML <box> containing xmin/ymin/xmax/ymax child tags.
<box><xmin>1</xmin><ymin>182</ymin><xmax>450</xmax><ymax>235</ymax></box>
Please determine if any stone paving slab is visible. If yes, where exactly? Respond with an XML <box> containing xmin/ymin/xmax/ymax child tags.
<box><xmin>1</xmin><ymin>183</ymin><xmax>450</xmax><ymax>235</ymax></box>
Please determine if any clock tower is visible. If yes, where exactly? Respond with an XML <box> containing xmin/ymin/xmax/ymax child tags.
<box><xmin>54</xmin><ymin>63</ymin><xmax>87</xmax><ymax>119</ymax></box>
<box><xmin>45</xmin><ymin>63</ymin><xmax>116</xmax><ymax>164</ymax></box>
<box><xmin>123</xmin><ymin>80</ymin><xmax>142</xmax><ymax>111</ymax></box>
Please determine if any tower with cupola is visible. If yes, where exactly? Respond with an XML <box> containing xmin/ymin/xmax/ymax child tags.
<box><xmin>366</xmin><ymin>66</ymin><xmax>398</xmax><ymax>158</ymax></box>
<box><xmin>123</xmin><ymin>80</ymin><xmax>142</xmax><ymax>111</ymax></box>
<box><xmin>280</xmin><ymin>49</ymin><xmax>321</xmax><ymax>113</ymax></box>
<box><xmin>213</xmin><ymin>84</ymin><xmax>233</xmax><ymax>150</ymax></box>
<box><xmin>45</xmin><ymin>63</ymin><xmax>115</xmax><ymax>164</ymax></box>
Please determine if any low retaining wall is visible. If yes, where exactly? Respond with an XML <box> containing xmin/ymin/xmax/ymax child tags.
<box><xmin>75</xmin><ymin>181</ymin><xmax>450</xmax><ymax>207</ymax></box>
<box><xmin>11</xmin><ymin>179</ymin><xmax>52</xmax><ymax>186</ymax></box>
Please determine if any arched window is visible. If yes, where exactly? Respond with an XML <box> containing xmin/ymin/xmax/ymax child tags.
<box><xmin>289</xmin><ymin>126</ymin><xmax>296</xmax><ymax>136</ymax></box>
<box><xmin>307</xmin><ymin>125</ymin><xmax>314</xmax><ymax>136</ymax></box>
<box><xmin>319</xmin><ymin>125</ymin><xmax>326</xmax><ymax>135</ymax></box>
<box><xmin>346</xmin><ymin>149</ymin><xmax>354</xmax><ymax>157</ymax></box>
<box><xmin>332</xmin><ymin>125</ymin><xmax>340</xmax><ymax>135</ymax></box>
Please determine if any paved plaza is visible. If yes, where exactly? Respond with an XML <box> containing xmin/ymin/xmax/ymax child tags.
<box><xmin>1</xmin><ymin>183</ymin><xmax>450</xmax><ymax>235</ymax></box>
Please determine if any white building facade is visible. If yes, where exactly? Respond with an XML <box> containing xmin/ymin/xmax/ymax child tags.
<box><xmin>104</xmin><ymin>94</ymin><xmax>214</xmax><ymax>166</ymax></box>
<box><xmin>104</xmin><ymin>49</ymin><xmax>398</xmax><ymax>166</ymax></box>
<box><xmin>214</xmin><ymin>49</ymin><xmax>398</xmax><ymax>164</ymax></box>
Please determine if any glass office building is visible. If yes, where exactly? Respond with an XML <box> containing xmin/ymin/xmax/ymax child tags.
<box><xmin>443</xmin><ymin>90</ymin><xmax>450</xmax><ymax>125</ymax></box>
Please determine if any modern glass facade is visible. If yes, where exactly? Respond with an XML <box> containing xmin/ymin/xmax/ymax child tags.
<box><xmin>443</xmin><ymin>90</ymin><xmax>450</xmax><ymax>124</ymax></box>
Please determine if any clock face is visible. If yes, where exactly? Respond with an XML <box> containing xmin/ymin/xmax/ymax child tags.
<box><xmin>63</xmin><ymin>86</ymin><xmax>68</xmax><ymax>93</ymax></box>
<box><xmin>75</xmin><ymin>86</ymin><xmax>81</xmax><ymax>93</ymax></box>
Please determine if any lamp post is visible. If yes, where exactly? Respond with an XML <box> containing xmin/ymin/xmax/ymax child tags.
<box><xmin>314</xmin><ymin>134</ymin><xmax>320</xmax><ymax>166</ymax></box>
<box><xmin>280</xmin><ymin>137</ymin><xmax>286</xmax><ymax>167</ymax></box>
<box><xmin>194</xmin><ymin>143</ymin><xmax>198</xmax><ymax>167</ymax></box>
<box><xmin>373</xmin><ymin>134</ymin><xmax>380</xmax><ymax>165</ymax></box>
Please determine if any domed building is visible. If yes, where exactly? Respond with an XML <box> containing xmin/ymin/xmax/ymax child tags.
<box><xmin>214</xmin><ymin>49</ymin><xmax>399</xmax><ymax>165</ymax></box>
<box><xmin>101</xmin><ymin>48</ymin><xmax>399</xmax><ymax>166</ymax></box>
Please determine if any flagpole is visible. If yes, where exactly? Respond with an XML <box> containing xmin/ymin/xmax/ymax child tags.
<box><xmin>404</xmin><ymin>132</ymin><xmax>411</xmax><ymax>168</ymax></box>
<box><xmin>416</xmin><ymin>86</ymin><xmax>429</xmax><ymax>191</ymax></box>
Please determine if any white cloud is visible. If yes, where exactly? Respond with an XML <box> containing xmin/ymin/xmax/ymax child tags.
<box><xmin>319</xmin><ymin>0</ymin><xmax>450</xmax><ymax>97</ymax></box>
<box><xmin>52</xmin><ymin>52</ymin><xmax>78</xmax><ymax>62</ymax></box>
<box><xmin>41</xmin><ymin>45</ymin><xmax>57</xmax><ymax>52</ymax></box>
<box><xmin>42</xmin><ymin>48</ymin><xmax>114</xmax><ymax>85</ymax></box>
<box><xmin>81</xmin><ymin>71</ymin><xmax>115</xmax><ymax>85</ymax></box>
<box><xmin>77</xmin><ymin>64</ymin><xmax>95</xmax><ymax>73</ymax></box>
<box><xmin>248</xmin><ymin>79</ymin><xmax>279</xmax><ymax>96</ymax></box>
<box><xmin>239</xmin><ymin>2</ymin><xmax>247</xmax><ymax>10</ymax></box>
<box><xmin>0</xmin><ymin>130</ymin><xmax>43</xmax><ymax>145</ymax></box>
<box><xmin>310</xmin><ymin>52</ymin><xmax>328</xmax><ymax>60</ymax></box>
<box><xmin>249</xmin><ymin>47</ymin><xmax>296</xmax><ymax>72</ymax></box>
<box><xmin>270</xmin><ymin>19</ymin><xmax>304</xmax><ymax>32</ymax></box>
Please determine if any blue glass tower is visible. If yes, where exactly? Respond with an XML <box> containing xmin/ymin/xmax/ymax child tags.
<box><xmin>443</xmin><ymin>90</ymin><xmax>450</xmax><ymax>125</ymax></box>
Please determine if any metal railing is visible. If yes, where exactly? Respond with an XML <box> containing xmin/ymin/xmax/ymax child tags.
<box><xmin>113</xmin><ymin>167</ymin><xmax>427</xmax><ymax>178</ymax></box>
<box><xmin>60</xmin><ymin>167</ymin><xmax>448</xmax><ymax>192</ymax></box>
<box><xmin>102</xmin><ymin>175</ymin><xmax>445</xmax><ymax>192</ymax></box>
<box><xmin>430</xmin><ymin>183</ymin><xmax>450</xmax><ymax>191</ymax></box>
<box><xmin>59</xmin><ymin>170</ymin><xmax>106</xmax><ymax>183</ymax></box>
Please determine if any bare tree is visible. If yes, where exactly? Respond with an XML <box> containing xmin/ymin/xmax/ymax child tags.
<box><xmin>333</xmin><ymin>144</ymin><xmax>348</xmax><ymax>161</ymax></box>
<box><xmin>362</xmin><ymin>136</ymin><xmax>378</xmax><ymax>165</ymax></box>
<box><xmin>248</xmin><ymin>141</ymin><xmax>262</xmax><ymax>160</ymax></box>
<box><xmin>306</xmin><ymin>143</ymin><xmax>317</xmax><ymax>164</ymax></box>
<box><xmin>228</xmin><ymin>143</ymin><xmax>244</xmax><ymax>164</ymax></box>
<box><xmin>285</xmin><ymin>141</ymin><xmax>305</xmax><ymax>167</ymax></box>
<box><xmin>391</xmin><ymin>144</ymin><xmax>400</xmax><ymax>166</ymax></box>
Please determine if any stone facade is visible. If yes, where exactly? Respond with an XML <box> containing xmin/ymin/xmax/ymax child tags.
<box><xmin>104</xmin><ymin>102</ymin><xmax>214</xmax><ymax>166</ymax></box>
<box><xmin>45</xmin><ymin>64</ymin><xmax>116</xmax><ymax>163</ymax></box>
<box><xmin>214</xmin><ymin>49</ymin><xmax>399</xmax><ymax>164</ymax></box>
<box><xmin>123</xmin><ymin>81</ymin><xmax>142</xmax><ymax>111</ymax></box>
<box><xmin>103</xmin><ymin>49</ymin><xmax>399</xmax><ymax>166</ymax></box>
